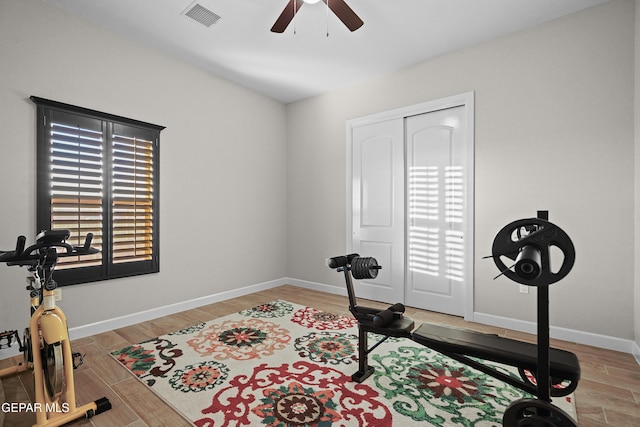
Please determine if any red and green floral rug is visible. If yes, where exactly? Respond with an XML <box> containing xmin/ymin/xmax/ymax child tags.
<box><xmin>111</xmin><ymin>300</ymin><xmax>575</xmax><ymax>426</ymax></box>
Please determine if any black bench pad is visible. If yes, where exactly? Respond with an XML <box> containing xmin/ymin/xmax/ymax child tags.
<box><xmin>412</xmin><ymin>323</ymin><xmax>580</xmax><ymax>383</ymax></box>
<box><xmin>359</xmin><ymin>317</ymin><xmax>415</xmax><ymax>338</ymax></box>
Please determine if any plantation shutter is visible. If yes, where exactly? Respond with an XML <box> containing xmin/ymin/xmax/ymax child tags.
<box><xmin>34</xmin><ymin>97</ymin><xmax>163</xmax><ymax>285</ymax></box>
<box><xmin>48</xmin><ymin>112</ymin><xmax>104</xmax><ymax>269</ymax></box>
<box><xmin>111</xmin><ymin>124</ymin><xmax>155</xmax><ymax>265</ymax></box>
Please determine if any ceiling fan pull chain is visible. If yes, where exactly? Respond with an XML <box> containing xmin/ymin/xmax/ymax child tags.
<box><xmin>326</xmin><ymin>0</ymin><xmax>330</xmax><ymax>37</ymax></box>
<box><xmin>293</xmin><ymin>0</ymin><xmax>297</xmax><ymax>34</ymax></box>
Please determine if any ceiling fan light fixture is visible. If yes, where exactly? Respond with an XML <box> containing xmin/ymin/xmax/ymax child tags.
<box><xmin>303</xmin><ymin>0</ymin><xmax>322</xmax><ymax>4</ymax></box>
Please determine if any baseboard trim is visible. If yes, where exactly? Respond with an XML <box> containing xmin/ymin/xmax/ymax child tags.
<box><xmin>286</xmin><ymin>278</ymin><xmax>347</xmax><ymax>297</ymax></box>
<box><xmin>633</xmin><ymin>342</ymin><xmax>640</xmax><ymax>365</ymax></box>
<box><xmin>471</xmin><ymin>312</ymin><xmax>636</xmax><ymax>354</ymax></box>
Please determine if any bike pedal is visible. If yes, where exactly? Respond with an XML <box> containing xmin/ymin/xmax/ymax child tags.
<box><xmin>72</xmin><ymin>352</ymin><xmax>85</xmax><ymax>369</ymax></box>
<box><xmin>0</xmin><ymin>330</ymin><xmax>19</xmax><ymax>349</ymax></box>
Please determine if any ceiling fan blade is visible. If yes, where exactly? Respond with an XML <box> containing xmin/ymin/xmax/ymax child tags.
<box><xmin>271</xmin><ymin>0</ymin><xmax>304</xmax><ymax>33</ymax></box>
<box><xmin>322</xmin><ymin>0</ymin><xmax>363</xmax><ymax>31</ymax></box>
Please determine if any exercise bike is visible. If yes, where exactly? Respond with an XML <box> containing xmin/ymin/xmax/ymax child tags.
<box><xmin>0</xmin><ymin>230</ymin><xmax>111</xmax><ymax>427</ymax></box>
<box><xmin>328</xmin><ymin>211</ymin><xmax>580</xmax><ymax>427</ymax></box>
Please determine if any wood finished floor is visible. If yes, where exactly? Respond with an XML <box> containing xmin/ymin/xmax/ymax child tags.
<box><xmin>1</xmin><ymin>284</ymin><xmax>638</xmax><ymax>426</ymax></box>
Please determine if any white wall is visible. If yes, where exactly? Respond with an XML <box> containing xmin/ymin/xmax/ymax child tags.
<box><xmin>0</xmin><ymin>0</ymin><xmax>288</xmax><ymax>330</ymax></box>
<box><xmin>287</xmin><ymin>0</ymin><xmax>636</xmax><ymax>340</ymax></box>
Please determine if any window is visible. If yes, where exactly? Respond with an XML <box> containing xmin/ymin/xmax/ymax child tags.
<box><xmin>33</xmin><ymin>97</ymin><xmax>164</xmax><ymax>285</ymax></box>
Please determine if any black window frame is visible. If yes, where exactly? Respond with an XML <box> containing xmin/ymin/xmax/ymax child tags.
<box><xmin>33</xmin><ymin>96</ymin><xmax>164</xmax><ymax>285</ymax></box>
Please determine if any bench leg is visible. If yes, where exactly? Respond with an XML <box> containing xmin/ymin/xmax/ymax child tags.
<box><xmin>352</xmin><ymin>326</ymin><xmax>374</xmax><ymax>383</ymax></box>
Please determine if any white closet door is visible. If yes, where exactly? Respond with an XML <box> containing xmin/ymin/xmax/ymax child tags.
<box><xmin>405</xmin><ymin>106</ymin><xmax>469</xmax><ymax>316</ymax></box>
<box><xmin>350</xmin><ymin>118</ymin><xmax>405</xmax><ymax>304</ymax></box>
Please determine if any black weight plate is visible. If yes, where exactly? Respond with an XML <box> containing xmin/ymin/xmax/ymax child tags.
<box><xmin>503</xmin><ymin>398</ymin><xmax>577</xmax><ymax>427</ymax></box>
<box><xmin>492</xmin><ymin>218</ymin><xmax>575</xmax><ymax>286</ymax></box>
<box><xmin>351</xmin><ymin>257</ymin><xmax>379</xmax><ymax>280</ymax></box>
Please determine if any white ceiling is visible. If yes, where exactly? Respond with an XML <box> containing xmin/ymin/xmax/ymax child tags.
<box><xmin>44</xmin><ymin>0</ymin><xmax>608</xmax><ymax>104</ymax></box>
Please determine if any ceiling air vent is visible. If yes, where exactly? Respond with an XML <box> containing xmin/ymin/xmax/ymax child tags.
<box><xmin>182</xmin><ymin>2</ymin><xmax>221</xmax><ymax>27</ymax></box>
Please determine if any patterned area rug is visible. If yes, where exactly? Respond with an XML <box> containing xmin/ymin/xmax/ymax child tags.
<box><xmin>111</xmin><ymin>300</ymin><xmax>575</xmax><ymax>426</ymax></box>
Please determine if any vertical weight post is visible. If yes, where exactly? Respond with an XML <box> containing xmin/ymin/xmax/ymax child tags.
<box><xmin>536</xmin><ymin>210</ymin><xmax>551</xmax><ymax>404</ymax></box>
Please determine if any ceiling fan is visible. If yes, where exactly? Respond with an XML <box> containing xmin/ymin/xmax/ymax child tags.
<box><xmin>271</xmin><ymin>0</ymin><xmax>364</xmax><ymax>33</ymax></box>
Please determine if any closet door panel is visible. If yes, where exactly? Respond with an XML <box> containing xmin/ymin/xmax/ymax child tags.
<box><xmin>405</xmin><ymin>106</ymin><xmax>469</xmax><ymax>316</ymax></box>
<box><xmin>351</xmin><ymin>118</ymin><xmax>404</xmax><ymax>303</ymax></box>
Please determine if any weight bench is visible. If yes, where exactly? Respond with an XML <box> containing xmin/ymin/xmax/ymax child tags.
<box><xmin>328</xmin><ymin>212</ymin><xmax>581</xmax><ymax>426</ymax></box>
<box><xmin>332</xmin><ymin>255</ymin><xmax>580</xmax><ymax>397</ymax></box>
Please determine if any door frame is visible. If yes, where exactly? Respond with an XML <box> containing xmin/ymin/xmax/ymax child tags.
<box><xmin>346</xmin><ymin>91</ymin><xmax>475</xmax><ymax>320</ymax></box>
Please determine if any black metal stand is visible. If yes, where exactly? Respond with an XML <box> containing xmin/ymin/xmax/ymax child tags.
<box><xmin>536</xmin><ymin>210</ymin><xmax>552</xmax><ymax>408</ymax></box>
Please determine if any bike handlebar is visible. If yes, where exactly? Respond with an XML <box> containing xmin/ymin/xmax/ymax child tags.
<box><xmin>0</xmin><ymin>230</ymin><xmax>98</xmax><ymax>266</ymax></box>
